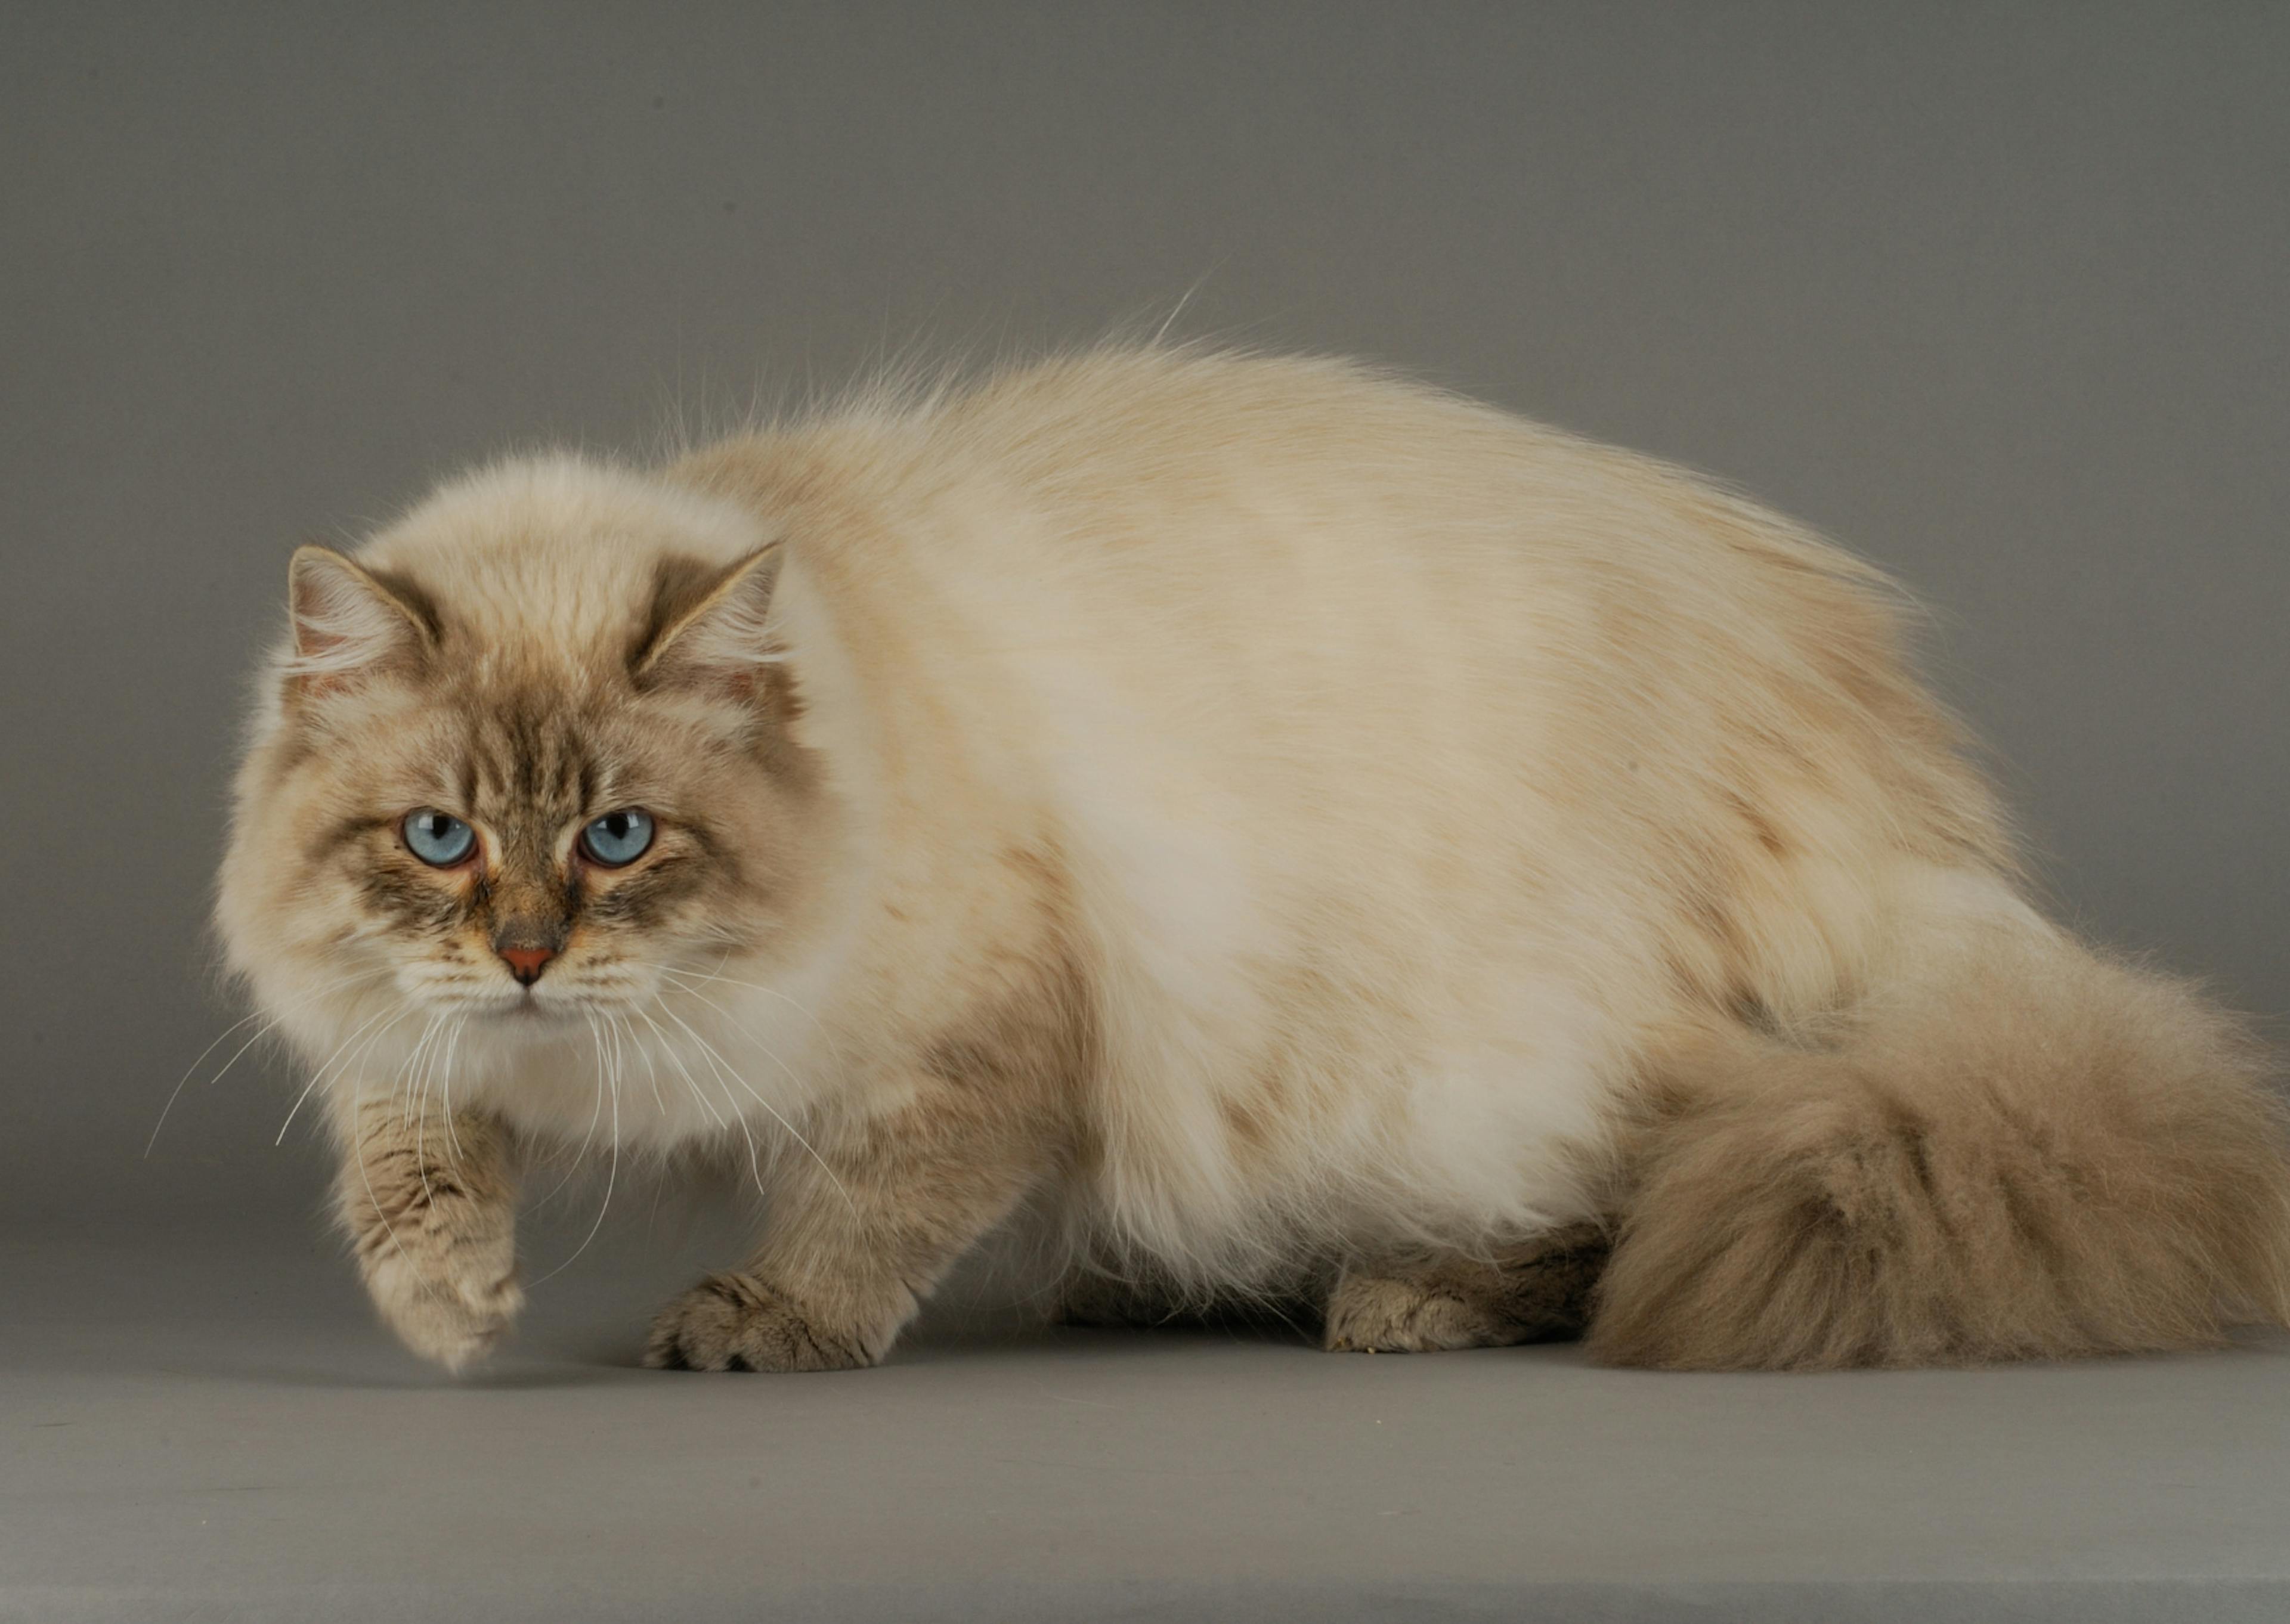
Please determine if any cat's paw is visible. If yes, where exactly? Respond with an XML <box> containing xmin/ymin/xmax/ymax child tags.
<box><xmin>1323</xmin><ymin>1228</ymin><xmax>1608</xmax><ymax>1354</ymax></box>
<box><xmin>357</xmin><ymin>1210</ymin><xmax>522</xmax><ymax>1372</ymax></box>
<box><xmin>1323</xmin><ymin>1271</ymin><xmax>1520</xmax><ymax>1353</ymax></box>
<box><xmin>643</xmin><ymin>1273</ymin><xmax>875</xmax><ymax>1372</ymax></box>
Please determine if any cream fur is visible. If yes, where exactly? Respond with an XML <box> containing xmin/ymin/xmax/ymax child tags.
<box><xmin>215</xmin><ymin>346</ymin><xmax>2290</xmax><ymax>1371</ymax></box>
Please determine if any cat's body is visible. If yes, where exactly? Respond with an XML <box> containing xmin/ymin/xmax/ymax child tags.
<box><xmin>216</xmin><ymin>348</ymin><xmax>2290</xmax><ymax>1372</ymax></box>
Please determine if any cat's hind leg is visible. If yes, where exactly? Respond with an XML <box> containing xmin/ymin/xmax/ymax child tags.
<box><xmin>1056</xmin><ymin>1266</ymin><xmax>1193</xmax><ymax>1329</ymax></box>
<box><xmin>1322</xmin><ymin>1223</ymin><xmax>1608</xmax><ymax>1353</ymax></box>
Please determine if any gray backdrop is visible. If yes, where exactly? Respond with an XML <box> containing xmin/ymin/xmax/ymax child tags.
<box><xmin>6</xmin><ymin>1</ymin><xmax>2287</xmax><ymax>1236</ymax></box>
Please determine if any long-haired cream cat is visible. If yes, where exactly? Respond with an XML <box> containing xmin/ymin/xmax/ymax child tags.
<box><xmin>216</xmin><ymin>347</ymin><xmax>2290</xmax><ymax>1373</ymax></box>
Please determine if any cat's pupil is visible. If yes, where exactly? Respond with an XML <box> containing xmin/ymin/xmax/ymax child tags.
<box><xmin>401</xmin><ymin>807</ymin><xmax>474</xmax><ymax>867</ymax></box>
<box><xmin>581</xmin><ymin>808</ymin><xmax>653</xmax><ymax>866</ymax></box>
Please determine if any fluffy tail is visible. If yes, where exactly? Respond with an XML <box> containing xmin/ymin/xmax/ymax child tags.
<box><xmin>1589</xmin><ymin>919</ymin><xmax>2290</xmax><ymax>1369</ymax></box>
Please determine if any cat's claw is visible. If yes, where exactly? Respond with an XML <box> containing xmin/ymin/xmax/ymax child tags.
<box><xmin>643</xmin><ymin>1272</ymin><xmax>873</xmax><ymax>1372</ymax></box>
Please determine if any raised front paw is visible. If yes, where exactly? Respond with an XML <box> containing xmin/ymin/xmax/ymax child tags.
<box><xmin>355</xmin><ymin>1198</ymin><xmax>522</xmax><ymax>1372</ymax></box>
<box><xmin>643</xmin><ymin>1273</ymin><xmax>877</xmax><ymax>1372</ymax></box>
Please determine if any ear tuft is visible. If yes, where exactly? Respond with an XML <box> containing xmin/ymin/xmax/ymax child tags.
<box><xmin>633</xmin><ymin>546</ymin><xmax>785</xmax><ymax>694</ymax></box>
<box><xmin>284</xmin><ymin>546</ymin><xmax>432</xmax><ymax>690</ymax></box>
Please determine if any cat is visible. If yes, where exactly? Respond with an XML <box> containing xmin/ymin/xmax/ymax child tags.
<box><xmin>215</xmin><ymin>346</ymin><xmax>2290</xmax><ymax>1374</ymax></box>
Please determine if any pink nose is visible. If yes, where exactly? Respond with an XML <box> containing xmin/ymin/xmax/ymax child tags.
<box><xmin>500</xmin><ymin>946</ymin><xmax>557</xmax><ymax>985</ymax></box>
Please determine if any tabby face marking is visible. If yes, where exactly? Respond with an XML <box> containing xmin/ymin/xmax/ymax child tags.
<box><xmin>222</xmin><ymin>493</ymin><xmax>819</xmax><ymax>1043</ymax></box>
<box><xmin>311</xmin><ymin>670</ymin><xmax>793</xmax><ymax>1022</ymax></box>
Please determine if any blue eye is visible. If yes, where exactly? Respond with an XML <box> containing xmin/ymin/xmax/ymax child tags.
<box><xmin>580</xmin><ymin>808</ymin><xmax>654</xmax><ymax>866</ymax></box>
<box><xmin>402</xmin><ymin>809</ymin><xmax>476</xmax><ymax>867</ymax></box>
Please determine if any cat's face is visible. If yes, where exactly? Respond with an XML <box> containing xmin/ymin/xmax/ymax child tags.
<box><xmin>216</xmin><ymin>463</ymin><xmax>825</xmax><ymax>1053</ymax></box>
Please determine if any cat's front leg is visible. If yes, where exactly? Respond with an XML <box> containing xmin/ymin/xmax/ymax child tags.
<box><xmin>645</xmin><ymin>1076</ymin><xmax>1045</xmax><ymax>1372</ymax></box>
<box><xmin>332</xmin><ymin>1093</ymin><xmax>522</xmax><ymax>1371</ymax></box>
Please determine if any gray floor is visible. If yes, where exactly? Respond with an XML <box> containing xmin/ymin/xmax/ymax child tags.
<box><xmin>6</xmin><ymin>1223</ymin><xmax>2288</xmax><ymax>1623</ymax></box>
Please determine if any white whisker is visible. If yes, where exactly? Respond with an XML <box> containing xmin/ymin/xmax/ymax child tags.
<box><xmin>652</xmin><ymin>996</ymin><xmax>856</xmax><ymax>1218</ymax></box>
<box><xmin>150</xmin><ymin>968</ymin><xmax>387</xmax><ymax>1157</ymax></box>
<box><xmin>397</xmin><ymin>1014</ymin><xmax>445</xmax><ymax>1126</ymax></box>
<box><xmin>350</xmin><ymin>1012</ymin><xmax>451</xmax><ymax>1279</ymax></box>
<box><xmin>403</xmin><ymin>1015</ymin><xmax>448</xmax><ymax>1208</ymax></box>
<box><xmin>642</xmin><ymin>956</ymin><xmax>845</xmax><ymax>1071</ymax></box>
<box><xmin>437</xmin><ymin>1014</ymin><xmax>471</xmax><ymax>1167</ymax></box>
<box><xmin>632</xmin><ymin>1006</ymin><xmax>731</xmax><ymax>1134</ymax></box>
<box><xmin>530</xmin><ymin>1012</ymin><xmax>609</xmax><ymax>1214</ymax></box>
<box><xmin>530</xmin><ymin>1006</ymin><xmax>623</xmax><ymax>1288</ymax></box>
<box><xmin>655</xmin><ymin>974</ymin><xmax>816</xmax><ymax>1103</ymax></box>
<box><xmin>627</xmin><ymin>1008</ymin><xmax>670</xmax><ymax>1120</ymax></box>
<box><xmin>272</xmin><ymin>1000</ymin><xmax>405</xmax><ymax>1147</ymax></box>
<box><xmin>633</xmin><ymin>1003</ymin><xmax>768</xmax><ymax>1198</ymax></box>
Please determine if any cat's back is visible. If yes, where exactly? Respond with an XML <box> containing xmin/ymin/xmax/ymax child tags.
<box><xmin>691</xmin><ymin>345</ymin><xmax>1687</xmax><ymax>581</ymax></box>
<box><xmin>679</xmin><ymin>348</ymin><xmax>1988</xmax><ymax>873</ymax></box>
<box><xmin>770</xmin><ymin>350</ymin><xmax>1923</xmax><ymax>776</ymax></box>
<box><xmin>915</xmin><ymin>346</ymin><xmax>1660</xmax><ymax>586</ymax></box>
<box><xmin>708</xmin><ymin>346</ymin><xmax>1886</xmax><ymax>669</ymax></box>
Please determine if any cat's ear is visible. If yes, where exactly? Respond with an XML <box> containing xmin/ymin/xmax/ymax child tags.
<box><xmin>284</xmin><ymin>545</ymin><xmax>432</xmax><ymax>690</ymax></box>
<box><xmin>632</xmin><ymin>546</ymin><xmax>785</xmax><ymax>695</ymax></box>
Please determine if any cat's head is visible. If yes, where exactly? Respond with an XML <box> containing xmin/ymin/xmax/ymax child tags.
<box><xmin>216</xmin><ymin>457</ymin><xmax>835</xmax><ymax>1058</ymax></box>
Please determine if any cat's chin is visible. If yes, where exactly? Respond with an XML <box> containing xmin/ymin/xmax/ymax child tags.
<box><xmin>491</xmin><ymin>994</ymin><xmax>588</xmax><ymax>1022</ymax></box>
<box><xmin>418</xmin><ymin>991</ymin><xmax>592</xmax><ymax>1025</ymax></box>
